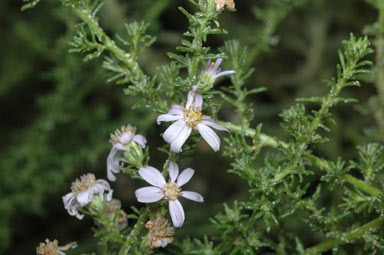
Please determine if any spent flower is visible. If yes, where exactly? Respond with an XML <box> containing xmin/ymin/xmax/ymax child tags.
<box><xmin>36</xmin><ymin>239</ymin><xmax>77</xmax><ymax>255</ymax></box>
<box><xmin>107</xmin><ymin>124</ymin><xmax>147</xmax><ymax>181</ymax></box>
<box><xmin>146</xmin><ymin>211</ymin><xmax>175</xmax><ymax>249</ymax></box>
<box><xmin>157</xmin><ymin>86</ymin><xmax>228</xmax><ymax>152</ymax></box>
<box><xmin>135</xmin><ymin>162</ymin><xmax>204</xmax><ymax>227</ymax></box>
<box><xmin>62</xmin><ymin>173</ymin><xmax>113</xmax><ymax>220</ymax></box>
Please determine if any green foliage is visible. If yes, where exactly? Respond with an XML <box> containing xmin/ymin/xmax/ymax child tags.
<box><xmin>5</xmin><ymin>0</ymin><xmax>384</xmax><ymax>254</ymax></box>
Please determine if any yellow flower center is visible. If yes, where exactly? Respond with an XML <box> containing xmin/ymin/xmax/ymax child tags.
<box><xmin>184</xmin><ymin>107</ymin><xmax>203</xmax><ymax>128</ymax></box>
<box><xmin>210</xmin><ymin>61</ymin><xmax>215</xmax><ymax>67</ymax></box>
<box><xmin>163</xmin><ymin>183</ymin><xmax>181</xmax><ymax>200</ymax></box>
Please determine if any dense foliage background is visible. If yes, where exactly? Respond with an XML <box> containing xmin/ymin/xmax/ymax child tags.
<box><xmin>1</xmin><ymin>0</ymin><xmax>382</xmax><ymax>254</ymax></box>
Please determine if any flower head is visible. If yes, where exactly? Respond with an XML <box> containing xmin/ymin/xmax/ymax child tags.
<box><xmin>201</xmin><ymin>58</ymin><xmax>235</xmax><ymax>85</ymax></box>
<box><xmin>62</xmin><ymin>173</ymin><xmax>113</xmax><ymax>220</ymax></box>
<box><xmin>135</xmin><ymin>162</ymin><xmax>204</xmax><ymax>227</ymax></box>
<box><xmin>157</xmin><ymin>87</ymin><xmax>228</xmax><ymax>153</ymax></box>
<box><xmin>36</xmin><ymin>239</ymin><xmax>76</xmax><ymax>255</ymax></box>
<box><xmin>146</xmin><ymin>211</ymin><xmax>175</xmax><ymax>248</ymax></box>
<box><xmin>107</xmin><ymin>124</ymin><xmax>147</xmax><ymax>181</ymax></box>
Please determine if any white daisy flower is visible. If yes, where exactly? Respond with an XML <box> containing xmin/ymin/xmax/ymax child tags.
<box><xmin>157</xmin><ymin>87</ymin><xmax>228</xmax><ymax>153</ymax></box>
<box><xmin>107</xmin><ymin>124</ymin><xmax>147</xmax><ymax>181</ymax></box>
<box><xmin>62</xmin><ymin>173</ymin><xmax>113</xmax><ymax>220</ymax></box>
<box><xmin>135</xmin><ymin>162</ymin><xmax>204</xmax><ymax>227</ymax></box>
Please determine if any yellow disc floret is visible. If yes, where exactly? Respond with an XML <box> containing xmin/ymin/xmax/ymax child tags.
<box><xmin>184</xmin><ymin>107</ymin><xmax>203</xmax><ymax>128</ymax></box>
<box><xmin>163</xmin><ymin>183</ymin><xmax>181</xmax><ymax>200</ymax></box>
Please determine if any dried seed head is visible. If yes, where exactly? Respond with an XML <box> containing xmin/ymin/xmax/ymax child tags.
<box><xmin>36</xmin><ymin>239</ymin><xmax>76</xmax><ymax>255</ymax></box>
<box><xmin>146</xmin><ymin>213</ymin><xmax>175</xmax><ymax>249</ymax></box>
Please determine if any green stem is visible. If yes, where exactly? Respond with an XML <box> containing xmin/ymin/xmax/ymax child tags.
<box><xmin>119</xmin><ymin>211</ymin><xmax>149</xmax><ymax>255</ymax></box>
<box><xmin>72</xmin><ymin>7</ymin><xmax>143</xmax><ymax>76</ymax></box>
<box><xmin>344</xmin><ymin>174</ymin><xmax>383</xmax><ymax>197</ymax></box>
<box><xmin>305</xmin><ymin>217</ymin><xmax>384</xmax><ymax>255</ymax></box>
<box><xmin>219</xmin><ymin>121</ymin><xmax>384</xmax><ymax>197</ymax></box>
<box><xmin>217</xmin><ymin>120</ymin><xmax>280</xmax><ymax>147</ymax></box>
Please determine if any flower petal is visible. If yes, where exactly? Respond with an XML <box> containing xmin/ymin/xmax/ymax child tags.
<box><xmin>169</xmin><ymin>199</ymin><xmax>185</xmax><ymax>228</ymax></box>
<box><xmin>200</xmin><ymin>119</ymin><xmax>229</xmax><ymax>132</ymax></box>
<box><xmin>170</xmin><ymin>125</ymin><xmax>192</xmax><ymax>153</ymax></box>
<box><xmin>63</xmin><ymin>193</ymin><xmax>75</xmax><ymax>209</ymax></box>
<box><xmin>119</xmin><ymin>132</ymin><xmax>133</xmax><ymax>145</ymax></box>
<box><xmin>168</xmin><ymin>162</ymin><xmax>179</xmax><ymax>183</ymax></box>
<box><xmin>168</xmin><ymin>105</ymin><xmax>184</xmax><ymax>115</ymax></box>
<box><xmin>157</xmin><ymin>113</ymin><xmax>183</xmax><ymax>124</ymax></box>
<box><xmin>197</xmin><ymin>124</ymin><xmax>221</xmax><ymax>152</ymax></box>
<box><xmin>176</xmin><ymin>168</ymin><xmax>194</xmax><ymax>187</ymax></box>
<box><xmin>107</xmin><ymin>145</ymin><xmax>124</xmax><ymax>181</ymax></box>
<box><xmin>114</xmin><ymin>143</ymin><xmax>126</xmax><ymax>151</ymax></box>
<box><xmin>212</xmin><ymin>58</ymin><xmax>223</xmax><ymax>71</ymax></box>
<box><xmin>76</xmin><ymin>190</ymin><xmax>93</xmax><ymax>207</ymax></box>
<box><xmin>215</xmin><ymin>70</ymin><xmax>236</xmax><ymax>79</ymax></box>
<box><xmin>138</xmin><ymin>166</ymin><xmax>166</xmax><ymax>187</ymax></box>
<box><xmin>181</xmin><ymin>191</ymin><xmax>204</xmax><ymax>202</ymax></box>
<box><xmin>193</xmin><ymin>93</ymin><xmax>203</xmax><ymax>110</ymax></box>
<box><xmin>163</xmin><ymin>119</ymin><xmax>186</xmax><ymax>144</ymax></box>
<box><xmin>135</xmin><ymin>186</ymin><xmax>164</xmax><ymax>203</ymax></box>
<box><xmin>186</xmin><ymin>88</ymin><xmax>197</xmax><ymax>109</ymax></box>
<box><xmin>133</xmin><ymin>134</ymin><xmax>147</xmax><ymax>148</ymax></box>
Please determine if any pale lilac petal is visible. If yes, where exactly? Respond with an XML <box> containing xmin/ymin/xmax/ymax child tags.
<box><xmin>119</xmin><ymin>132</ymin><xmax>133</xmax><ymax>145</ymax></box>
<box><xmin>163</xmin><ymin>119</ymin><xmax>186</xmax><ymax>144</ymax></box>
<box><xmin>186</xmin><ymin>90</ymin><xmax>195</xmax><ymax>109</ymax></box>
<box><xmin>196</xmin><ymin>124</ymin><xmax>221</xmax><ymax>152</ymax></box>
<box><xmin>170</xmin><ymin>125</ymin><xmax>192</xmax><ymax>153</ymax></box>
<box><xmin>215</xmin><ymin>70</ymin><xmax>236</xmax><ymax>79</ymax></box>
<box><xmin>193</xmin><ymin>93</ymin><xmax>203</xmax><ymax>109</ymax></box>
<box><xmin>75</xmin><ymin>212</ymin><xmax>84</xmax><ymax>220</ymax></box>
<box><xmin>168</xmin><ymin>105</ymin><xmax>184</xmax><ymax>115</ymax></box>
<box><xmin>105</xmin><ymin>189</ymin><xmax>113</xmax><ymax>201</ymax></box>
<box><xmin>94</xmin><ymin>180</ymin><xmax>113</xmax><ymax>201</ymax></box>
<box><xmin>135</xmin><ymin>186</ymin><xmax>164</xmax><ymax>203</ymax></box>
<box><xmin>176</xmin><ymin>168</ymin><xmax>194</xmax><ymax>187</ymax></box>
<box><xmin>139</xmin><ymin>167</ymin><xmax>166</xmax><ymax>187</ymax></box>
<box><xmin>181</xmin><ymin>191</ymin><xmax>204</xmax><ymax>202</ymax></box>
<box><xmin>76</xmin><ymin>190</ymin><xmax>93</xmax><ymax>207</ymax></box>
<box><xmin>133</xmin><ymin>134</ymin><xmax>147</xmax><ymax>148</ymax></box>
<box><xmin>107</xmin><ymin>146</ymin><xmax>124</xmax><ymax>181</ymax></box>
<box><xmin>212</xmin><ymin>58</ymin><xmax>223</xmax><ymax>71</ymax></box>
<box><xmin>157</xmin><ymin>113</ymin><xmax>183</xmax><ymax>124</ymax></box>
<box><xmin>169</xmin><ymin>199</ymin><xmax>185</xmax><ymax>228</ymax></box>
<box><xmin>63</xmin><ymin>193</ymin><xmax>82</xmax><ymax>219</ymax></box>
<box><xmin>95</xmin><ymin>179</ymin><xmax>111</xmax><ymax>191</ymax></box>
<box><xmin>63</xmin><ymin>192</ymin><xmax>75</xmax><ymax>208</ymax></box>
<box><xmin>200</xmin><ymin>119</ymin><xmax>229</xmax><ymax>132</ymax></box>
<box><xmin>168</xmin><ymin>162</ymin><xmax>179</xmax><ymax>183</ymax></box>
<box><xmin>114</xmin><ymin>143</ymin><xmax>126</xmax><ymax>151</ymax></box>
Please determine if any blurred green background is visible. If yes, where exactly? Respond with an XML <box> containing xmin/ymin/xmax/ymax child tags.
<box><xmin>0</xmin><ymin>0</ymin><xmax>380</xmax><ymax>254</ymax></box>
